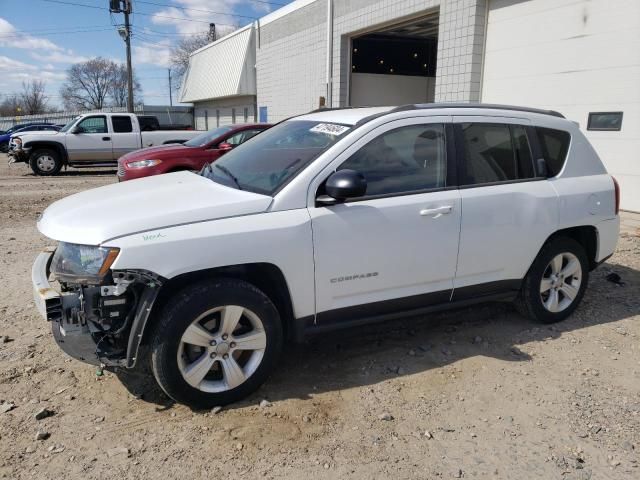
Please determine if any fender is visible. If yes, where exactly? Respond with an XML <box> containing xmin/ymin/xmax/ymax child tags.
<box><xmin>23</xmin><ymin>140</ymin><xmax>69</xmax><ymax>164</ymax></box>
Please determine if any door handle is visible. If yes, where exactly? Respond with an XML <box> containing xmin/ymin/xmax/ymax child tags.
<box><xmin>420</xmin><ymin>205</ymin><xmax>453</xmax><ymax>218</ymax></box>
<box><xmin>102</xmin><ymin>136</ymin><xmax>111</xmax><ymax>141</ymax></box>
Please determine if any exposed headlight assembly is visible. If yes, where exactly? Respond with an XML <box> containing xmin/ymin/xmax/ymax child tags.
<box><xmin>51</xmin><ymin>242</ymin><xmax>120</xmax><ymax>284</ymax></box>
<box><xmin>126</xmin><ymin>159</ymin><xmax>162</xmax><ymax>169</ymax></box>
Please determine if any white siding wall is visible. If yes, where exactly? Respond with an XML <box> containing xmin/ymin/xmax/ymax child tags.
<box><xmin>256</xmin><ymin>0</ymin><xmax>489</xmax><ymax>123</ymax></box>
<box><xmin>193</xmin><ymin>96</ymin><xmax>257</xmax><ymax>130</ymax></box>
<box><xmin>482</xmin><ymin>0</ymin><xmax>640</xmax><ymax>211</ymax></box>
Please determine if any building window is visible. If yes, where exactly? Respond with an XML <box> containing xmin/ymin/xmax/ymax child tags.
<box><xmin>216</xmin><ymin>110</ymin><xmax>220</xmax><ymax>127</ymax></box>
<box><xmin>244</xmin><ymin>107</ymin><xmax>248</xmax><ymax>122</ymax></box>
<box><xmin>587</xmin><ymin>112</ymin><xmax>623</xmax><ymax>131</ymax></box>
<box><xmin>204</xmin><ymin>110</ymin><xmax>208</xmax><ymax>130</ymax></box>
<box><xmin>232</xmin><ymin>108</ymin><xmax>236</xmax><ymax>124</ymax></box>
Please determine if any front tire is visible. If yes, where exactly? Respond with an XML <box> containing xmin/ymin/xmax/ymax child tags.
<box><xmin>29</xmin><ymin>148</ymin><xmax>62</xmax><ymax>176</ymax></box>
<box><xmin>150</xmin><ymin>278</ymin><xmax>283</xmax><ymax>409</ymax></box>
<box><xmin>517</xmin><ymin>237</ymin><xmax>589</xmax><ymax>324</ymax></box>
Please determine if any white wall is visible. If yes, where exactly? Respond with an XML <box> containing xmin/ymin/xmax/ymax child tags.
<box><xmin>193</xmin><ymin>95</ymin><xmax>257</xmax><ymax>130</ymax></box>
<box><xmin>482</xmin><ymin>0</ymin><xmax>640</xmax><ymax>211</ymax></box>
<box><xmin>350</xmin><ymin>73</ymin><xmax>435</xmax><ymax>106</ymax></box>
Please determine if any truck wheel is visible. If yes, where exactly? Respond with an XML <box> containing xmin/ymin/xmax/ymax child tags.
<box><xmin>29</xmin><ymin>149</ymin><xmax>62</xmax><ymax>176</ymax></box>
<box><xmin>516</xmin><ymin>237</ymin><xmax>589</xmax><ymax>324</ymax></box>
<box><xmin>150</xmin><ymin>278</ymin><xmax>283</xmax><ymax>409</ymax></box>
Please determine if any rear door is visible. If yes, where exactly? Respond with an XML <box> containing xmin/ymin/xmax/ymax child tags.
<box><xmin>452</xmin><ymin>116</ymin><xmax>558</xmax><ymax>299</ymax></box>
<box><xmin>110</xmin><ymin>115</ymin><xmax>139</xmax><ymax>160</ymax></box>
<box><xmin>66</xmin><ymin>115</ymin><xmax>112</xmax><ymax>163</ymax></box>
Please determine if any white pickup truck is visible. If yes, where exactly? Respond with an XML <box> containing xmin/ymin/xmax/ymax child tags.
<box><xmin>8</xmin><ymin>112</ymin><xmax>200</xmax><ymax>175</ymax></box>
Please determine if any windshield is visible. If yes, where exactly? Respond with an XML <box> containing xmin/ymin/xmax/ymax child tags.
<box><xmin>59</xmin><ymin>117</ymin><xmax>81</xmax><ymax>133</ymax></box>
<box><xmin>201</xmin><ymin>120</ymin><xmax>352</xmax><ymax>195</ymax></box>
<box><xmin>184</xmin><ymin>126</ymin><xmax>235</xmax><ymax>147</ymax></box>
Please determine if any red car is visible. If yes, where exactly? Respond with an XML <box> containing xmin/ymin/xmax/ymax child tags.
<box><xmin>117</xmin><ymin>123</ymin><xmax>271</xmax><ymax>181</ymax></box>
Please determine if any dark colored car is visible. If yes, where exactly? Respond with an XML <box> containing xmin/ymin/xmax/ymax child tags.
<box><xmin>117</xmin><ymin>123</ymin><xmax>271</xmax><ymax>181</ymax></box>
<box><xmin>0</xmin><ymin>123</ymin><xmax>58</xmax><ymax>153</ymax></box>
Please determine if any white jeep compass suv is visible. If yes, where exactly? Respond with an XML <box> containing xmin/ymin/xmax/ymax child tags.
<box><xmin>32</xmin><ymin>104</ymin><xmax>620</xmax><ymax>408</ymax></box>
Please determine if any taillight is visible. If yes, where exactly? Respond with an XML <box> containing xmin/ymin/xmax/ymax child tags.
<box><xmin>612</xmin><ymin>176</ymin><xmax>620</xmax><ymax>215</ymax></box>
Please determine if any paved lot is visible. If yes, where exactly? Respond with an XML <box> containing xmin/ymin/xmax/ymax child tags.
<box><xmin>0</xmin><ymin>155</ymin><xmax>639</xmax><ymax>479</ymax></box>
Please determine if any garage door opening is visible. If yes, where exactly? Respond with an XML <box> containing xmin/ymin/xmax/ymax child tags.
<box><xmin>349</xmin><ymin>11</ymin><xmax>439</xmax><ymax>107</ymax></box>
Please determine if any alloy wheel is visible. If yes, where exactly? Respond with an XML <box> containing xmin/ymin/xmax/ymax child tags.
<box><xmin>177</xmin><ymin>305</ymin><xmax>267</xmax><ymax>393</ymax></box>
<box><xmin>539</xmin><ymin>252</ymin><xmax>582</xmax><ymax>313</ymax></box>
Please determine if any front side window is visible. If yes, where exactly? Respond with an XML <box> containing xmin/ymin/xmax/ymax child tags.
<box><xmin>338</xmin><ymin>124</ymin><xmax>447</xmax><ymax>197</ymax></box>
<box><xmin>185</xmin><ymin>126</ymin><xmax>234</xmax><ymax>148</ymax></box>
<box><xmin>77</xmin><ymin>116</ymin><xmax>107</xmax><ymax>134</ymax></box>
<box><xmin>201</xmin><ymin>120</ymin><xmax>351</xmax><ymax>195</ymax></box>
<box><xmin>112</xmin><ymin>116</ymin><xmax>133</xmax><ymax>133</ymax></box>
<box><xmin>459</xmin><ymin>123</ymin><xmax>535</xmax><ymax>185</ymax></box>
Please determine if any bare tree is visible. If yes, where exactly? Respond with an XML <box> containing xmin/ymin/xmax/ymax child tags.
<box><xmin>60</xmin><ymin>57</ymin><xmax>118</xmax><ymax>110</ymax></box>
<box><xmin>0</xmin><ymin>95</ymin><xmax>23</xmax><ymax>117</ymax></box>
<box><xmin>20</xmin><ymin>80</ymin><xmax>48</xmax><ymax>115</ymax></box>
<box><xmin>110</xmin><ymin>64</ymin><xmax>142</xmax><ymax>108</ymax></box>
<box><xmin>169</xmin><ymin>27</ymin><xmax>234</xmax><ymax>92</ymax></box>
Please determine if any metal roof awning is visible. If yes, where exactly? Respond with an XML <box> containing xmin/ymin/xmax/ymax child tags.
<box><xmin>180</xmin><ymin>25</ymin><xmax>256</xmax><ymax>103</ymax></box>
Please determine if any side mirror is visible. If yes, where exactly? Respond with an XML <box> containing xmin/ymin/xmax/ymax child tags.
<box><xmin>70</xmin><ymin>125</ymin><xmax>83</xmax><ymax>134</ymax></box>
<box><xmin>218</xmin><ymin>142</ymin><xmax>233</xmax><ymax>152</ymax></box>
<box><xmin>317</xmin><ymin>169</ymin><xmax>367</xmax><ymax>206</ymax></box>
<box><xmin>536</xmin><ymin>158</ymin><xmax>548</xmax><ymax>178</ymax></box>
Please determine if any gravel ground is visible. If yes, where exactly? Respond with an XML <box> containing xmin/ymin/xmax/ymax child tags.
<box><xmin>1</xmin><ymin>156</ymin><xmax>639</xmax><ymax>479</ymax></box>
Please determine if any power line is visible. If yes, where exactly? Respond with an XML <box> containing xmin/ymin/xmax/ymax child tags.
<box><xmin>0</xmin><ymin>27</ymin><xmax>114</xmax><ymax>39</ymax></box>
<box><xmin>39</xmin><ymin>0</ymin><xmax>242</xmax><ymax>28</ymax></box>
<box><xmin>132</xmin><ymin>27</ymin><xmax>209</xmax><ymax>37</ymax></box>
<box><xmin>135</xmin><ymin>0</ymin><xmax>257</xmax><ymax>21</ymax></box>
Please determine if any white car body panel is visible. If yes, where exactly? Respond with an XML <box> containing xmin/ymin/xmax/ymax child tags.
<box><xmin>108</xmin><ymin>209</ymin><xmax>316</xmax><ymax>319</ymax></box>
<box><xmin>37</xmin><ymin>171</ymin><xmax>273</xmax><ymax>245</ymax></box>
<box><xmin>35</xmin><ymin>105</ymin><xmax>621</xmax><ymax>329</ymax></box>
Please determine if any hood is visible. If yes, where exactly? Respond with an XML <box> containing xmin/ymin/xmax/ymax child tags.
<box><xmin>38</xmin><ymin>171</ymin><xmax>273</xmax><ymax>245</ymax></box>
<box><xmin>18</xmin><ymin>131</ymin><xmax>60</xmax><ymax>140</ymax></box>
<box><xmin>119</xmin><ymin>143</ymin><xmax>192</xmax><ymax>162</ymax></box>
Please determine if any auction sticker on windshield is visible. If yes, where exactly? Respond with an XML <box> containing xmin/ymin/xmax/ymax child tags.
<box><xmin>309</xmin><ymin>123</ymin><xmax>350</xmax><ymax>136</ymax></box>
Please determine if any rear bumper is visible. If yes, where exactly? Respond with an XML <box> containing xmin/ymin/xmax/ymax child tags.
<box><xmin>596</xmin><ymin>217</ymin><xmax>620</xmax><ymax>262</ymax></box>
<box><xmin>32</xmin><ymin>248</ymin><xmax>102</xmax><ymax>366</ymax></box>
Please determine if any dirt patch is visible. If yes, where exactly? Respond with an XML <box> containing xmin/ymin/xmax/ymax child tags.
<box><xmin>0</xmin><ymin>156</ymin><xmax>639</xmax><ymax>479</ymax></box>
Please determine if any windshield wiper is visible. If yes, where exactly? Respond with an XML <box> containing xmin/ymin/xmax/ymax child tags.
<box><xmin>214</xmin><ymin>164</ymin><xmax>242</xmax><ymax>190</ymax></box>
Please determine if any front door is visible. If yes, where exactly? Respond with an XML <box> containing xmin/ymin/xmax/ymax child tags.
<box><xmin>309</xmin><ymin>118</ymin><xmax>461</xmax><ymax>323</ymax></box>
<box><xmin>66</xmin><ymin>115</ymin><xmax>112</xmax><ymax>162</ymax></box>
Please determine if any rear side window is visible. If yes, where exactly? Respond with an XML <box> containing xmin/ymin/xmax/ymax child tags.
<box><xmin>535</xmin><ymin>127</ymin><xmax>571</xmax><ymax>177</ymax></box>
<box><xmin>458</xmin><ymin>123</ymin><xmax>535</xmax><ymax>185</ymax></box>
<box><xmin>112</xmin><ymin>116</ymin><xmax>133</xmax><ymax>133</ymax></box>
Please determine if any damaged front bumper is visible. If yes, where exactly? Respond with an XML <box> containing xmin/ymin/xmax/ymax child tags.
<box><xmin>32</xmin><ymin>247</ymin><xmax>162</xmax><ymax>368</ymax></box>
<box><xmin>7</xmin><ymin>146</ymin><xmax>29</xmax><ymax>164</ymax></box>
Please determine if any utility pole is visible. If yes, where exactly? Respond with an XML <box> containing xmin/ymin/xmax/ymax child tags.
<box><xmin>168</xmin><ymin>68</ymin><xmax>173</xmax><ymax>106</ymax></box>
<box><xmin>208</xmin><ymin>23</ymin><xmax>216</xmax><ymax>42</ymax></box>
<box><xmin>123</xmin><ymin>1</ymin><xmax>134</xmax><ymax>113</ymax></box>
<box><xmin>111</xmin><ymin>0</ymin><xmax>134</xmax><ymax>112</ymax></box>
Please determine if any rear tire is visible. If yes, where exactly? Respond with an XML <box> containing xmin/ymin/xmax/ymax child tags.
<box><xmin>29</xmin><ymin>148</ymin><xmax>62</xmax><ymax>176</ymax></box>
<box><xmin>0</xmin><ymin>141</ymin><xmax>8</xmax><ymax>153</ymax></box>
<box><xmin>517</xmin><ymin>237</ymin><xmax>589</xmax><ymax>324</ymax></box>
<box><xmin>150</xmin><ymin>278</ymin><xmax>283</xmax><ymax>409</ymax></box>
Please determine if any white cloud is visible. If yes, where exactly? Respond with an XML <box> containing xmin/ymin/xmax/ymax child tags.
<box><xmin>133</xmin><ymin>39</ymin><xmax>173</xmax><ymax>68</ymax></box>
<box><xmin>30</xmin><ymin>50</ymin><xmax>91</xmax><ymax>64</ymax></box>
<box><xmin>0</xmin><ymin>17</ymin><xmax>64</xmax><ymax>52</ymax></box>
<box><xmin>149</xmin><ymin>0</ymin><xmax>270</xmax><ymax>35</ymax></box>
<box><xmin>0</xmin><ymin>55</ymin><xmax>36</xmax><ymax>71</ymax></box>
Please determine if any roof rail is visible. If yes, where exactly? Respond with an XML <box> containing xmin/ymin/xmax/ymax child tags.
<box><xmin>390</xmin><ymin>103</ymin><xmax>565</xmax><ymax>118</ymax></box>
<box><xmin>308</xmin><ymin>106</ymin><xmax>356</xmax><ymax>113</ymax></box>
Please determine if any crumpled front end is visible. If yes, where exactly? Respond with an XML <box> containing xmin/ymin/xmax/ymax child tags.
<box><xmin>32</xmin><ymin>247</ymin><xmax>162</xmax><ymax>368</ymax></box>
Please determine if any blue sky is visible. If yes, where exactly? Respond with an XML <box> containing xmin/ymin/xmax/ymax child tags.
<box><xmin>0</xmin><ymin>0</ymin><xmax>294</xmax><ymax>108</ymax></box>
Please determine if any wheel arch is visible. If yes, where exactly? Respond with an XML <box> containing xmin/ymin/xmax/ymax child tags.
<box><xmin>141</xmin><ymin>263</ymin><xmax>295</xmax><ymax>345</ymax></box>
<box><xmin>542</xmin><ymin>225</ymin><xmax>598</xmax><ymax>270</ymax></box>
<box><xmin>26</xmin><ymin>141</ymin><xmax>68</xmax><ymax>164</ymax></box>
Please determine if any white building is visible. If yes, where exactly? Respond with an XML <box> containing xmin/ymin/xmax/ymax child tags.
<box><xmin>181</xmin><ymin>0</ymin><xmax>640</xmax><ymax>211</ymax></box>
